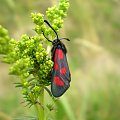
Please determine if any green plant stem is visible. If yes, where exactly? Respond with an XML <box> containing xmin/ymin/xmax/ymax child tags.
<box><xmin>35</xmin><ymin>89</ymin><xmax>44</xmax><ymax>120</ymax></box>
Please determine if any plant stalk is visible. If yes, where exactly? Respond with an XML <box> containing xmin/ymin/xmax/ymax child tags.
<box><xmin>35</xmin><ymin>89</ymin><xmax>44</xmax><ymax>120</ymax></box>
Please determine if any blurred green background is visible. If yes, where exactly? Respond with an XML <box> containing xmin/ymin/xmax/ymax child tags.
<box><xmin>0</xmin><ymin>0</ymin><xmax>120</xmax><ymax>120</ymax></box>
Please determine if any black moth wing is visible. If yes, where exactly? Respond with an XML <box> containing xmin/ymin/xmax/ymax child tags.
<box><xmin>51</xmin><ymin>41</ymin><xmax>67</xmax><ymax>61</ymax></box>
<box><xmin>51</xmin><ymin>41</ymin><xmax>71</xmax><ymax>97</ymax></box>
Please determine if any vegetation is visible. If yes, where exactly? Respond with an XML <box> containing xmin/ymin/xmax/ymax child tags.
<box><xmin>0</xmin><ymin>0</ymin><xmax>120</xmax><ymax>120</ymax></box>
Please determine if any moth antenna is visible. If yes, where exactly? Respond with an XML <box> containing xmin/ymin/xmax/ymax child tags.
<box><xmin>59</xmin><ymin>38</ymin><xmax>70</xmax><ymax>41</ymax></box>
<box><xmin>42</xmin><ymin>29</ymin><xmax>53</xmax><ymax>43</ymax></box>
<box><xmin>44</xmin><ymin>20</ymin><xmax>59</xmax><ymax>40</ymax></box>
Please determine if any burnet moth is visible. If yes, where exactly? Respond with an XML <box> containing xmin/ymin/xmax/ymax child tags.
<box><xmin>43</xmin><ymin>20</ymin><xmax>71</xmax><ymax>97</ymax></box>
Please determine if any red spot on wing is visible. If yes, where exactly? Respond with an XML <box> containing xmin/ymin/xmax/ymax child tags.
<box><xmin>54</xmin><ymin>49</ymin><xmax>64</xmax><ymax>61</ymax></box>
<box><xmin>58</xmin><ymin>49</ymin><xmax>64</xmax><ymax>60</ymax></box>
<box><xmin>54</xmin><ymin>76</ymin><xmax>64</xmax><ymax>86</ymax></box>
<box><xmin>54</xmin><ymin>50</ymin><xmax>58</xmax><ymax>61</ymax></box>
<box><xmin>54</xmin><ymin>63</ymin><xmax>59</xmax><ymax>70</ymax></box>
<box><xmin>60</xmin><ymin>67</ymin><xmax>66</xmax><ymax>74</ymax></box>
